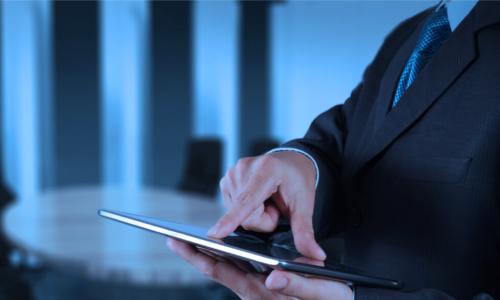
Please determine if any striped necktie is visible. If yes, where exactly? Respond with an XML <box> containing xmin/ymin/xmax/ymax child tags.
<box><xmin>392</xmin><ymin>5</ymin><xmax>452</xmax><ymax>108</ymax></box>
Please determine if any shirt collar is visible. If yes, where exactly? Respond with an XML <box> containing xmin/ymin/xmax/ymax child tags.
<box><xmin>446</xmin><ymin>0</ymin><xmax>478</xmax><ymax>31</ymax></box>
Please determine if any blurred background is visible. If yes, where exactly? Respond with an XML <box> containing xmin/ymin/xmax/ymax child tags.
<box><xmin>0</xmin><ymin>0</ymin><xmax>434</xmax><ymax>299</ymax></box>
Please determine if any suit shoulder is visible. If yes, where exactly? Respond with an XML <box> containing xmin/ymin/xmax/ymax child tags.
<box><xmin>384</xmin><ymin>7</ymin><xmax>433</xmax><ymax>46</ymax></box>
<box><xmin>362</xmin><ymin>7</ymin><xmax>433</xmax><ymax>80</ymax></box>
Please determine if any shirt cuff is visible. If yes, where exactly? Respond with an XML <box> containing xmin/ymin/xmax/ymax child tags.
<box><xmin>266</xmin><ymin>147</ymin><xmax>320</xmax><ymax>188</ymax></box>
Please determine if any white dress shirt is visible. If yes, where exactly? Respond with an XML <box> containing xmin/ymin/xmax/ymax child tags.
<box><xmin>447</xmin><ymin>0</ymin><xmax>478</xmax><ymax>31</ymax></box>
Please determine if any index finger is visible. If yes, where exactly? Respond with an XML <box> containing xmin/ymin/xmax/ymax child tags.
<box><xmin>208</xmin><ymin>179</ymin><xmax>275</xmax><ymax>238</ymax></box>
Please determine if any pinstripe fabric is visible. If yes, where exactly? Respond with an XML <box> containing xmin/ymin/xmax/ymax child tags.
<box><xmin>392</xmin><ymin>5</ymin><xmax>451</xmax><ymax>108</ymax></box>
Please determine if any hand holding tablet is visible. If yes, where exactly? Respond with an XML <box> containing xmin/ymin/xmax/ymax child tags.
<box><xmin>167</xmin><ymin>238</ymin><xmax>355</xmax><ymax>300</ymax></box>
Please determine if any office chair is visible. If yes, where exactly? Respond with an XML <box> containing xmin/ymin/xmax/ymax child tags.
<box><xmin>178</xmin><ymin>138</ymin><xmax>222</xmax><ymax>198</ymax></box>
<box><xmin>0</xmin><ymin>180</ymin><xmax>34</xmax><ymax>300</ymax></box>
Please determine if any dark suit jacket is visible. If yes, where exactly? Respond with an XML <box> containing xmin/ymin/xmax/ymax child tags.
<box><xmin>283</xmin><ymin>2</ymin><xmax>500</xmax><ymax>299</ymax></box>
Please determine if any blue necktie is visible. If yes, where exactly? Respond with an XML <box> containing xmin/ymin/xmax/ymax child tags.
<box><xmin>392</xmin><ymin>5</ymin><xmax>452</xmax><ymax>108</ymax></box>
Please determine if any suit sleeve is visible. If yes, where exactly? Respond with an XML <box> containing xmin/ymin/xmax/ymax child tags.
<box><xmin>280</xmin><ymin>82</ymin><xmax>363</xmax><ymax>239</ymax></box>
<box><xmin>277</xmin><ymin>8</ymin><xmax>433</xmax><ymax>238</ymax></box>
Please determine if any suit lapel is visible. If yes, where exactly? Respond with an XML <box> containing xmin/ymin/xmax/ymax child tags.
<box><xmin>349</xmin><ymin>2</ymin><xmax>500</xmax><ymax>176</ymax></box>
<box><xmin>370</xmin><ymin>13</ymin><xmax>428</xmax><ymax>137</ymax></box>
<box><xmin>344</xmin><ymin>10</ymin><xmax>430</xmax><ymax>178</ymax></box>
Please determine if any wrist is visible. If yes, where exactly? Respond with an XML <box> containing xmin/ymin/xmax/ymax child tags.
<box><xmin>266</xmin><ymin>148</ymin><xmax>319</xmax><ymax>188</ymax></box>
<box><xmin>268</xmin><ymin>151</ymin><xmax>316</xmax><ymax>188</ymax></box>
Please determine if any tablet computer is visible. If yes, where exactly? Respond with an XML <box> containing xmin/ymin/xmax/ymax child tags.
<box><xmin>98</xmin><ymin>209</ymin><xmax>402</xmax><ymax>289</ymax></box>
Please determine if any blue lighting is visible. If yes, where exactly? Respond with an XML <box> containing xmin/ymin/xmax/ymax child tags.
<box><xmin>2</xmin><ymin>0</ymin><xmax>51</xmax><ymax>201</ymax></box>
<box><xmin>101</xmin><ymin>0</ymin><xmax>149</xmax><ymax>192</ymax></box>
<box><xmin>193</xmin><ymin>1</ymin><xmax>239</xmax><ymax>172</ymax></box>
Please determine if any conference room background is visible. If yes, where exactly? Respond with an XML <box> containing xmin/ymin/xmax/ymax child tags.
<box><xmin>1</xmin><ymin>1</ymin><xmax>435</xmax><ymax>299</ymax></box>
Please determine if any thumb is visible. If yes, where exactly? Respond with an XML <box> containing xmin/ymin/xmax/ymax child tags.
<box><xmin>265</xmin><ymin>270</ymin><xmax>353</xmax><ymax>300</ymax></box>
<box><xmin>290</xmin><ymin>209</ymin><xmax>326</xmax><ymax>261</ymax></box>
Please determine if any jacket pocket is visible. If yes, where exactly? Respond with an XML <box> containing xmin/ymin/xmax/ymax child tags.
<box><xmin>389</xmin><ymin>156</ymin><xmax>472</xmax><ymax>183</ymax></box>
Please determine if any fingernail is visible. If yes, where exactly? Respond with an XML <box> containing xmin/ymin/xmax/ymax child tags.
<box><xmin>267</xmin><ymin>275</ymin><xmax>288</xmax><ymax>290</ymax></box>
<box><xmin>208</xmin><ymin>225</ymin><xmax>219</xmax><ymax>236</ymax></box>
<box><xmin>318</xmin><ymin>247</ymin><xmax>327</xmax><ymax>260</ymax></box>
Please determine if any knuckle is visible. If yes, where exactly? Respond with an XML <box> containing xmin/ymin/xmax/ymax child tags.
<box><xmin>204</xmin><ymin>267</ymin><xmax>215</xmax><ymax>278</ymax></box>
<box><xmin>241</xmin><ymin>223</ymin><xmax>252</xmax><ymax>231</ymax></box>
<box><xmin>284</xmin><ymin>275</ymin><xmax>302</xmax><ymax>291</ymax></box>
<box><xmin>237</xmin><ymin>157</ymin><xmax>251</xmax><ymax>168</ymax></box>
<box><xmin>241</xmin><ymin>219</ymin><xmax>258</xmax><ymax>231</ymax></box>
<box><xmin>210</xmin><ymin>263</ymin><xmax>221</xmax><ymax>280</ymax></box>
<box><xmin>251</xmin><ymin>172</ymin><xmax>266</xmax><ymax>185</ymax></box>
<box><xmin>242</xmin><ymin>217</ymin><xmax>273</xmax><ymax>232</ymax></box>
<box><xmin>234</xmin><ymin>190</ymin><xmax>250</xmax><ymax>204</ymax></box>
<box><xmin>226</xmin><ymin>172</ymin><xmax>236</xmax><ymax>187</ymax></box>
<box><xmin>258</xmin><ymin>154</ymin><xmax>274</xmax><ymax>168</ymax></box>
<box><xmin>225</xmin><ymin>167</ymin><xmax>234</xmax><ymax>178</ymax></box>
<box><xmin>219</xmin><ymin>177</ymin><xmax>227</xmax><ymax>191</ymax></box>
<box><xmin>200</xmin><ymin>262</ymin><xmax>216</xmax><ymax>278</ymax></box>
<box><xmin>236</xmin><ymin>158</ymin><xmax>244</xmax><ymax>166</ymax></box>
<box><xmin>242</xmin><ymin>208</ymin><xmax>267</xmax><ymax>229</ymax></box>
<box><xmin>295</xmin><ymin>224</ymin><xmax>315</xmax><ymax>237</ymax></box>
<box><xmin>241</xmin><ymin>273</ymin><xmax>256</xmax><ymax>296</ymax></box>
<box><xmin>211</xmin><ymin>261</ymin><xmax>230</xmax><ymax>283</ymax></box>
<box><xmin>224</xmin><ymin>170</ymin><xmax>235</xmax><ymax>184</ymax></box>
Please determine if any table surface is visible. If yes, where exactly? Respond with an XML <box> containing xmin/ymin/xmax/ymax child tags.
<box><xmin>3</xmin><ymin>186</ymin><xmax>224</xmax><ymax>286</ymax></box>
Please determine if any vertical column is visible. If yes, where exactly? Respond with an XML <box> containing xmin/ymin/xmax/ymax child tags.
<box><xmin>38</xmin><ymin>1</ymin><xmax>54</xmax><ymax>191</ymax></box>
<box><xmin>0</xmin><ymin>2</ymin><xmax>3</xmax><ymax>194</ymax></box>
<box><xmin>54</xmin><ymin>1</ymin><xmax>99</xmax><ymax>188</ymax></box>
<box><xmin>101</xmin><ymin>1</ymin><xmax>150</xmax><ymax>191</ymax></box>
<box><xmin>147</xmin><ymin>1</ymin><xmax>192</xmax><ymax>188</ymax></box>
<box><xmin>238</xmin><ymin>1</ymin><xmax>271</xmax><ymax>157</ymax></box>
<box><xmin>270</xmin><ymin>1</ymin><xmax>290</xmax><ymax>142</ymax></box>
<box><xmin>193</xmin><ymin>1</ymin><xmax>239</xmax><ymax>171</ymax></box>
<box><xmin>2</xmin><ymin>0</ymin><xmax>52</xmax><ymax>202</ymax></box>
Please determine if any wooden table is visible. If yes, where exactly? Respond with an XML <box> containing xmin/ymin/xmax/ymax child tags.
<box><xmin>2</xmin><ymin>186</ymin><xmax>224</xmax><ymax>286</ymax></box>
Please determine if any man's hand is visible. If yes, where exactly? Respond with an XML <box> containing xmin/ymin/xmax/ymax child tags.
<box><xmin>168</xmin><ymin>239</ymin><xmax>353</xmax><ymax>300</ymax></box>
<box><xmin>208</xmin><ymin>151</ymin><xmax>326</xmax><ymax>260</ymax></box>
